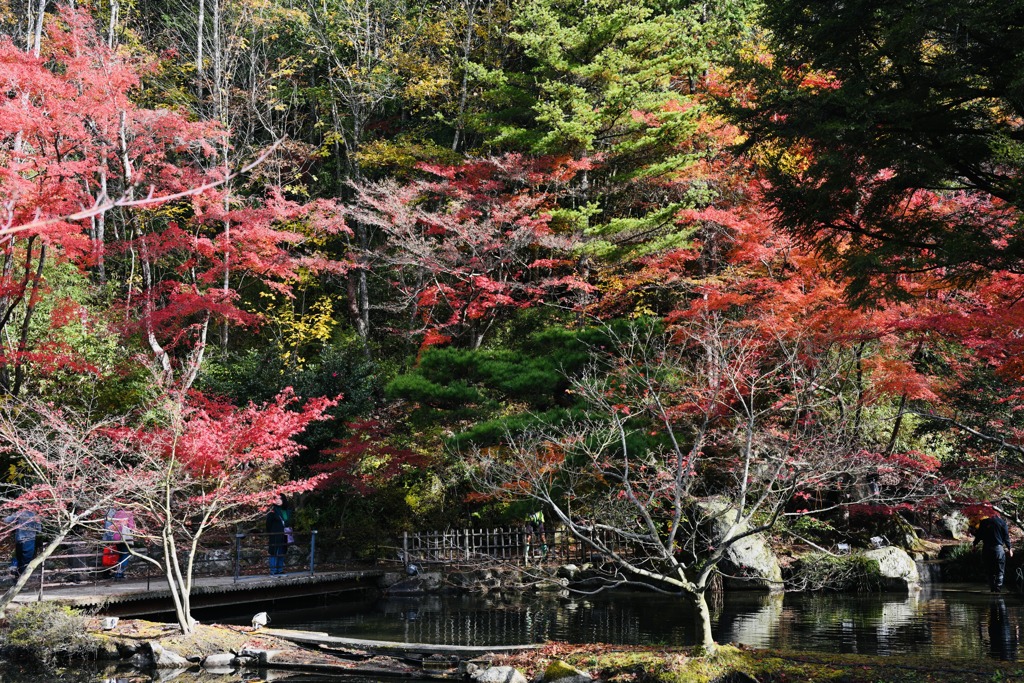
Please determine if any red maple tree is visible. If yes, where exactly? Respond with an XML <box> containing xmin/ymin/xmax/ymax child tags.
<box><xmin>347</xmin><ymin>155</ymin><xmax>592</xmax><ymax>349</ymax></box>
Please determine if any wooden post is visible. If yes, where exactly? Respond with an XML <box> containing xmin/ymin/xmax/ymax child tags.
<box><xmin>403</xmin><ymin>531</ymin><xmax>408</xmax><ymax>568</ymax></box>
<box><xmin>465</xmin><ymin>528</ymin><xmax>470</xmax><ymax>561</ymax></box>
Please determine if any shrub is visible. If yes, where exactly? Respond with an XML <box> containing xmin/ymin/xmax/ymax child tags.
<box><xmin>787</xmin><ymin>552</ymin><xmax>884</xmax><ymax>592</ymax></box>
<box><xmin>787</xmin><ymin>514</ymin><xmax>839</xmax><ymax>544</ymax></box>
<box><xmin>937</xmin><ymin>542</ymin><xmax>980</xmax><ymax>582</ymax></box>
<box><xmin>1</xmin><ymin>603</ymin><xmax>97</xmax><ymax>668</ymax></box>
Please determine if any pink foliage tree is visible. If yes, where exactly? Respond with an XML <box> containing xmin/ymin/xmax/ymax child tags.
<box><xmin>0</xmin><ymin>399</ymin><xmax>145</xmax><ymax>616</ymax></box>
<box><xmin>0</xmin><ymin>6</ymin><xmax>351</xmax><ymax>395</ymax></box>
<box><xmin>112</xmin><ymin>387</ymin><xmax>338</xmax><ymax>633</ymax></box>
<box><xmin>348</xmin><ymin>155</ymin><xmax>593</xmax><ymax>349</ymax></box>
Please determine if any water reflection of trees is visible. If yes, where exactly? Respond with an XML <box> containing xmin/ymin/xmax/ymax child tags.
<box><xmin>714</xmin><ymin>592</ymin><xmax>1020</xmax><ymax>660</ymax></box>
<box><xmin>378</xmin><ymin>593</ymin><xmax>696</xmax><ymax>646</ymax></box>
<box><xmin>331</xmin><ymin>591</ymin><xmax>1022</xmax><ymax>660</ymax></box>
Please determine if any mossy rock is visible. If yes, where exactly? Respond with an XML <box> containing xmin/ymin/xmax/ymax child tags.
<box><xmin>543</xmin><ymin>659</ymin><xmax>592</xmax><ymax>683</ymax></box>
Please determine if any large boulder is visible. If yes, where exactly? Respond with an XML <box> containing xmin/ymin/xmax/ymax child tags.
<box><xmin>698</xmin><ymin>498</ymin><xmax>783</xmax><ymax>592</ymax></box>
<box><xmin>939</xmin><ymin>511</ymin><xmax>968</xmax><ymax>541</ymax></box>
<box><xmin>147</xmin><ymin>642</ymin><xmax>190</xmax><ymax>669</ymax></box>
<box><xmin>864</xmin><ymin>546</ymin><xmax>920</xmax><ymax>591</ymax></box>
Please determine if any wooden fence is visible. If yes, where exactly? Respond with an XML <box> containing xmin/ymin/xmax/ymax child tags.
<box><xmin>396</xmin><ymin>527</ymin><xmax>629</xmax><ymax>567</ymax></box>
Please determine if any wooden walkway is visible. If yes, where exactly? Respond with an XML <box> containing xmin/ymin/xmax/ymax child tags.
<box><xmin>11</xmin><ymin>569</ymin><xmax>386</xmax><ymax>615</ymax></box>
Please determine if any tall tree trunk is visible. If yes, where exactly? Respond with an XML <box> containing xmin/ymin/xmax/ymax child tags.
<box><xmin>107</xmin><ymin>0</ymin><xmax>119</xmax><ymax>48</ymax></box>
<box><xmin>157</xmin><ymin>454</ymin><xmax>195</xmax><ymax>634</ymax></box>
<box><xmin>159</xmin><ymin>531</ymin><xmax>195</xmax><ymax>634</ymax></box>
<box><xmin>196</xmin><ymin>0</ymin><xmax>205</xmax><ymax>76</ymax></box>
<box><xmin>885</xmin><ymin>341</ymin><xmax>925</xmax><ymax>455</ymax></box>
<box><xmin>885</xmin><ymin>393</ymin><xmax>908</xmax><ymax>456</ymax></box>
<box><xmin>12</xmin><ymin>243</ymin><xmax>46</xmax><ymax>397</ymax></box>
<box><xmin>139</xmin><ymin>235</ymin><xmax>173</xmax><ymax>382</ymax></box>
<box><xmin>853</xmin><ymin>341</ymin><xmax>865</xmax><ymax>435</ymax></box>
<box><xmin>693</xmin><ymin>590</ymin><xmax>717</xmax><ymax>654</ymax></box>
<box><xmin>31</xmin><ymin>0</ymin><xmax>46</xmax><ymax>57</ymax></box>
<box><xmin>451</xmin><ymin>0</ymin><xmax>478</xmax><ymax>152</ymax></box>
<box><xmin>93</xmin><ymin>168</ymin><xmax>108</xmax><ymax>283</ymax></box>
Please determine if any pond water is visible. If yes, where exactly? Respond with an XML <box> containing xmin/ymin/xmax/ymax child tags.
<box><xmin>267</xmin><ymin>583</ymin><xmax>1022</xmax><ymax>662</ymax></box>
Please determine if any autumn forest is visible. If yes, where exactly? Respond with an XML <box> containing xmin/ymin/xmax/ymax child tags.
<box><xmin>0</xmin><ymin>0</ymin><xmax>1022</xmax><ymax>635</ymax></box>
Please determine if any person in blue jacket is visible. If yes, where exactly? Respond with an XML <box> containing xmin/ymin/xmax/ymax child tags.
<box><xmin>4</xmin><ymin>509</ymin><xmax>41</xmax><ymax>577</ymax></box>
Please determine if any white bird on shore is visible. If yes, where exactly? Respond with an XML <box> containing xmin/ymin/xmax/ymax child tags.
<box><xmin>251</xmin><ymin>612</ymin><xmax>270</xmax><ymax>629</ymax></box>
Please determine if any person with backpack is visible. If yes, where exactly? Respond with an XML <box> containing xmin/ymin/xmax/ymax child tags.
<box><xmin>104</xmin><ymin>507</ymin><xmax>136</xmax><ymax>581</ymax></box>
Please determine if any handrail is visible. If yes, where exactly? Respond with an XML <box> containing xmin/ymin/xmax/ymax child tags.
<box><xmin>392</xmin><ymin>527</ymin><xmax>627</xmax><ymax>568</ymax></box>
<box><xmin>2</xmin><ymin>524</ymin><xmax>627</xmax><ymax>596</ymax></box>
<box><xmin>3</xmin><ymin>528</ymin><xmax>322</xmax><ymax>596</ymax></box>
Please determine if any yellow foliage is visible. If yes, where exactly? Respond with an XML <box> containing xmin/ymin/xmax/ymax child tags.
<box><xmin>752</xmin><ymin>139</ymin><xmax>811</xmax><ymax>177</ymax></box>
<box><xmin>260</xmin><ymin>292</ymin><xmax>338</xmax><ymax>369</ymax></box>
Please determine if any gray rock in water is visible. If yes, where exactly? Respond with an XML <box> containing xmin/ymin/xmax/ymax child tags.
<box><xmin>556</xmin><ymin>564</ymin><xmax>580</xmax><ymax>580</ymax></box>
<box><xmin>864</xmin><ymin>546</ymin><xmax>920</xmax><ymax>590</ymax></box>
<box><xmin>535</xmin><ymin>577</ymin><xmax>570</xmax><ymax>592</ymax></box>
<box><xmin>386</xmin><ymin>571</ymin><xmax>443</xmax><ymax>595</ymax></box>
<box><xmin>202</xmin><ymin>653</ymin><xmax>237</xmax><ymax>669</ymax></box>
<box><xmin>471</xmin><ymin>665</ymin><xmax>529</xmax><ymax>683</ymax></box>
<box><xmin>116</xmin><ymin>641</ymin><xmax>140</xmax><ymax>658</ymax></box>
<box><xmin>95</xmin><ymin>640</ymin><xmax>120</xmax><ymax>660</ymax></box>
<box><xmin>148</xmin><ymin>642</ymin><xmax>191</xmax><ymax>669</ymax></box>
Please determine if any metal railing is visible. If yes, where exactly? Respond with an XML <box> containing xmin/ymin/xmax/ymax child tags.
<box><xmin>3</xmin><ymin>524</ymin><xmax>632</xmax><ymax>598</ymax></box>
<box><xmin>394</xmin><ymin>527</ymin><xmax>628</xmax><ymax>568</ymax></box>
<box><xmin>1</xmin><ymin>528</ymin><xmax>322</xmax><ymax>600</ymax></box>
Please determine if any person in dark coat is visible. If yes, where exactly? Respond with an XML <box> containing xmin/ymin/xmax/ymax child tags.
<box><xmin>266</xmin><ymin>496</ymin><xmax>291</xmax><ymax>576</ymax></box>
<box><xmin>974</xmin><ymin>511</ymin><xmax>1014</xmax><ymax>592</ymax></box>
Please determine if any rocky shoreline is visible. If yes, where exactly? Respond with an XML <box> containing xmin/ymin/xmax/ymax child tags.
<box><xmin>71</xmin><ymin>621</ymin><xmax>1024</xmax><ymax>683</ymax></box>
<box><xmin>0</xmin><ymin>613</ymin><xmax>1020</xmax><ymax>683</ymax></box>
<box><xmin>59</xmin><ymin>617</ymin><xmax>587</xmax><ymax>682</ymax></box>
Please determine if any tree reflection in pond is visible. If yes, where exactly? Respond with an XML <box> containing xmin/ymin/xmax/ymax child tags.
<box><xmin>264</xmin><ymin>586</ymin><xmax>1020</xmax><ymax>661</ymax></box>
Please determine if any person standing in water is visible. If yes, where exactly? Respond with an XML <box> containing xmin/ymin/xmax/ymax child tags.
<box><xmin>974</xmin><ymin>510</ymin><xmax>1014</xmax><ymax>592</ymax></box>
